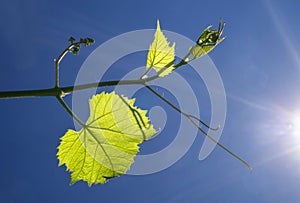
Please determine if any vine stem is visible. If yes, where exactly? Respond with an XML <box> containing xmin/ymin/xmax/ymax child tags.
<box><xmin>56</xmin><ymin>96</ymin><xmax>86</xmax><ymax>128</ymax></box>
<box><xmin>0</xmin><ymin>80</ymin><xmax>145</xmax><ymax>99</ymax></box>
<box><xmin>0</xmin><ymin>51</ymin><xmax>186</xmax><ymax>99</ymax></box>
<box><xmin>55</xmin><ymin>44</ymin><xmax>75</xmax><ymax>88</ymax></box>
<box><xmin>0</xmin><ymin>40</ymin><xmax>252</xmax><ymax>171</ymax></box>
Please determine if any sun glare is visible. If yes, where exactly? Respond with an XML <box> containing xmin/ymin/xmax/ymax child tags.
<box><xmin>291</xmin><ymin>113</ymin><xmax>300</xmax><ymax>136</ymax></box>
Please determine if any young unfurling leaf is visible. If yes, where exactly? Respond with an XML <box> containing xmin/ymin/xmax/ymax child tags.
<box><xmin>57</xmin><ymin>92</ymin><xmax>156</xmax><ymax>186</ymax></box>
<box><xmin>190</xmin><ymin>19</ymin><xmax>225</xmax><ymax>59</ymax></box>
<box><xmin>146</xmin><ymin>20</ymin><xmax>175</xmax><ymax>77</ymax></box>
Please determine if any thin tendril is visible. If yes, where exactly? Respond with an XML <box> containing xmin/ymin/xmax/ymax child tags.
<box><xmin>144</xmin><ymin>84</ymin><xmax>252</xmax><ymax>172</ymax></box>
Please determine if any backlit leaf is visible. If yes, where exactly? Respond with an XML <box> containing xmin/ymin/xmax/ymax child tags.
<box><xmin>146</xmin><ymin>20</ymin><xmax>175</xmax><ymax>77</ymax></box>
<box><xmin>57</xmin><ymin>92</ymin><xmax>156</xmax><ymax>186</ymax></box>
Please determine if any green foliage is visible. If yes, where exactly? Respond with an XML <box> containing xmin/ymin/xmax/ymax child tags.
<box><xmin>0</xmin><ymin>19</ymin><xmax>252</xmax><ymax>186</ymax></box>
<box><xmin>146</xmin><ymin>20</ymin><xmax>175</xmax><ymax>77</ymax></box>
<box><xmin>57</xmin><ymin>92</ymin><xmax>156</xmax><ymax>186</ymax></box>
<box><xmin>190</xmin><ymin>19</ymin><xmax>225</xmax><ymax>59</ymax></box>
<box><xmin>55</xmin><ymin>19</ymin><xmax>249</xmax><ymax>187</ymax></box>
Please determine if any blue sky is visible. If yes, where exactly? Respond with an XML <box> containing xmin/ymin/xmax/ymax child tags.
<box><xmin>1</xmin><ymin>0</ymin><xmax>300</xmax><ymax>202</ymax></box>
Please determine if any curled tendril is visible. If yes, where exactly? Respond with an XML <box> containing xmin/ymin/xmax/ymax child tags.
<box><xmin>68</xmin><ymin>37</ymin><xmax>95</xmax><ymax>55</ymax></box>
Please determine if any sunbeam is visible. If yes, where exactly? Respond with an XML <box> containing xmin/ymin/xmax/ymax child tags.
<box><xmin>264</xmin><ymin>0</ymin><xmax>300</xmax><ymax>73</ymax></box>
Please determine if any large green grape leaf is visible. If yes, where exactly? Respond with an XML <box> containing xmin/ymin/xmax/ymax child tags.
<box><xmin>146</xmin><ymin>20</ymin><xmax>175</xmax><ymax>77</ymax></box>
<box><xmin>57</xmin><ymin>92</ymin><xmax>156</xmax><ymax>186</ymax></box>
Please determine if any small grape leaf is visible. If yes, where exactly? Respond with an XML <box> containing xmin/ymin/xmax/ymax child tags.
<box><xmin>146</xmin><ymin>20</ymin><xmax>175</xmax><ymax>77</ymax></box>
<box><xmin>190</xmin><ymin>36</ymin><xmax>224</xmax><ymax>59</ymax></box>
<box><xmin>57</xmin><ymin>92</ymin><xmax>156</xmax><ymax>186</ymax></box>
<box><xmin>190</xmin><ymin>20</ymin><xmax>225</xmax><ymax>59</ymax></box>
